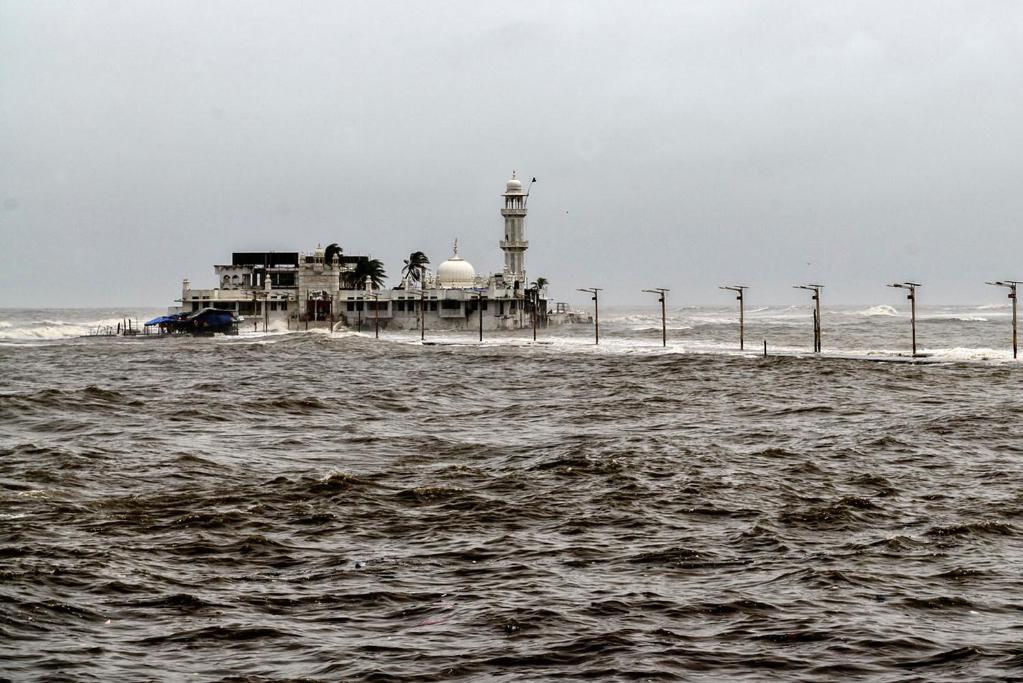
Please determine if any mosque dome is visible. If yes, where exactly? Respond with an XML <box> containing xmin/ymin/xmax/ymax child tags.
<box><xmin>436</xmin><ymin>243</ymin><xmax>476</xmax><ymax>288</ymax></box>
<box><xmin>505</xmin><ymin>172</ymin><xmax>524</xmax><ymax>194</ymax></box>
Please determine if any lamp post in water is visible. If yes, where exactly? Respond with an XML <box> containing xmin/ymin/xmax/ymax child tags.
<box><xmin>419</xmin><ymin>288</ymin><xmax>426</xmax><ymax>342</ymax></box>
<box><xmin>642</xmin><ymin>288</ymin><xmax>669</xmax><ymax>347</ymax></box>
<box><xmin>794</xmin><ymin>284</ymin><xmax>824</xmax><ymax>353</ymax></box>
<box><xmin>528</xmin><ymin>283</ymin><xmax>539</xmax><ymax>342</ymax></box>
<box><xmin>479</xmin><ymin>294</ymin><xmax>485</xmax><ymax>342</ymax></box>
<box><xmin>468</xmin><ymin>292</ymin><xmax>484</xmax><ymax>342</ymax></box>
<box><xmin>986</xmin><ymin>280</ymin><xmax>1019</xmax><ymax>359</ymax></box>
<box><xmin>372</xmin><ymin>293</ymin><xmax>380</xmax><ymax>339</ymax></box>
<box><xmin>577</xmin><ymin>288</ymin><xmax>602</xmax><ymax>345</ymax></box>
<box><xmin>719</xmin><ymin>285</ymin><xmax>748</xmax><ymax>350</ymax></box>
<box><xmin>888</xmin><ymin>282</ymin><xmax>921</xmax><ymax>357</ymax></box>
<box><xmin>532</xmin><ymin>287</ymin><xmax>538</xmax><ymax>342</ymax></box>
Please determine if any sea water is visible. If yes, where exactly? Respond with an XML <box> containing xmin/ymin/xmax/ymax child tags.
<box><xmin>2</xmin><ymin>305</ymin><xmax>1022</xmax><ymax>680</ymax></box>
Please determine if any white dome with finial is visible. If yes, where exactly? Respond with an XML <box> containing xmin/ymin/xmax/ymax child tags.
<box><xmin>505</xmin><ymin>171</ymin><xmax>524</xmax><ymax>194</ymax></box>
<box><xmin>436</xmin><ymin>240</ymin><xmax>476</xmax><ymax>288</ymax></box>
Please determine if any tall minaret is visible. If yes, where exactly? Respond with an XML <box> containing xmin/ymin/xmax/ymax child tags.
<box><xmin>499</xmin><ymin>171</ymin><xmax>529</xmax><ymax>288</ymax></box>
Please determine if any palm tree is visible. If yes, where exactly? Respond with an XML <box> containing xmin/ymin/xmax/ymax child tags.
<box><xmin>530</xmin><ymin>277</ymin><xmax>549</xmax><ymax>324</ymax></box>
<box><xmin>401</xmin><ymin>251</ymin><xmax>430</xmax><ymax>287</ymax></box>
<box><xmin>342</xmin><ymin>258</ymin><xmax>387</xmax><ymax>289</ymax></box>
<box><xmin>324</xmin><ymin>243</ymin><xmax>343</xmax><ymax>264</ymax></box>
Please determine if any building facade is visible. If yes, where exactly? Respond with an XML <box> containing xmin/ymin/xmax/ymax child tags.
<box><xmin>173</xmin><ymin>173</ymin><xmax>564</xmax><ymax>332</ymax></box>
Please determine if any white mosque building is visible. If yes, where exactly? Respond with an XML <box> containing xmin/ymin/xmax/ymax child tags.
<box><xmin>171</xmin><ymin>172</ymin><xmax>566</xmax><ymax>332</ymax></box>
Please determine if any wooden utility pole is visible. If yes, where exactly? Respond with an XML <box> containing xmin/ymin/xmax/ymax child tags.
<box><xmin>888</xmin><ymin>282</ymin><xmax>921</xmax><ymax>356</ymax></box>
<box><xmin>577</xmin><ymin>288</ymin><xmax>602</xmax><ymax>344</ymax></box>
<box><xmin>720</xmin><ymin>285</ymin><xmax>747</xmax><ymax>350</ymax></box>
<box><xmin>987</xmin><ymin>280</ymin><xmax>1019</xmax><ymax>359</ymax></box>
<box><xmin>642</xmin><ymin>288</ymin><xmax>669</xmax><ymax>347</ymax></box>
<box><xmin>420</xmin><ymin>289</ymin><xmax>426</xmax><ymax>341</ymax></box>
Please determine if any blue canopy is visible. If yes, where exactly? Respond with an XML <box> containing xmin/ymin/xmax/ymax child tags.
<box><xmin>187</xmin><ymin>309</ymin><xmax>235</xmax><ymax>326</ymax></box>
<box><xmin>143</xmin><ymin>309</ymin><xmax>235</xmax><ymax>333</ymax></box>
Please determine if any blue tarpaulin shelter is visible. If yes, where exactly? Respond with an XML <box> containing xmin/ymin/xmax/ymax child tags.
<box><xmin>141</xmin><ymin>309</ymin><xmax>237</xmax><ymax>335</ymax></box>
<box><xmin>188</xmin><ymin>309</ymin><xmax>235</xmax><ymax>328</ymax></box>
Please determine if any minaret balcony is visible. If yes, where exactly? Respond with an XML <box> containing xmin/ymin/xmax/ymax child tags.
<box><xmin>499</xmin><ymin>240</ymin><xmax>529</xmax><ymax>250</ymax></box>
<box><xmin>500</xmin><ymin>208</ymin><xmax>527</xmax><ymax>217</ymax></box>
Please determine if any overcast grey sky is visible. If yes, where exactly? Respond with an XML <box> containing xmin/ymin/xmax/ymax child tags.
<box><xmin>2</xmin><ymin>1</ymin><xmax>1021</xmax><ymax>307</ymax></box>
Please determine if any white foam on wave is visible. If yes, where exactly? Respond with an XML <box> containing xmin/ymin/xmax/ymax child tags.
<box><xmin>629</xmin><ymin>325</ymin><xmax>694</xmax><ymax>332</ymax></box>
<box><xmin>680</xmin><ymin>316</ymin><xmax>732</xmax><ymax>325</ymax></box>
<box><xmin>215</xmin><ymin>329</ymin><xmax>289</xmax><ymax>344</ymax></box>
<box><xmin>920</xmin><ymin>315</ymin><xmax>988</xmax><ymax>323</ymax></box>
<box><xmin>919</xmin><ymin>347</ymin><xmax>1012</xmax><ymax>362</ymax></box>
<box><xmin>236</xmin><ymin>321</ymin><xmax>295</xmax><ymax>334</ymax></box>
<box><xmin>216</xmin><ymin>327</ymin><xmax>359</xmax><ymax>344</ymax></box>
<box><xmin>854</xmin><ymin>305</ymin><xmax>900</xmax><ymax>317</ymax></box>
<box><xmin>742</xmin><ymin>307</ymin><xmax>815</xmax><ymax>322</ymax></box>
<box><xmin>602</xmin><ymin>313</ymin><xmax>698</xmax><ymax>331</ymax></box>
<box><xmin>0</xmin><ymin>317</ymin><xmax>130</xmax><ymax>340</ymax></box>
<box><xmin>358</xmin><ymin>329</ymin><xmax>1022</xmax><ymax>366</ymax></box>
<box><xmin>0</xmin><ymin>341</ymin><xmax>51</xmax><ymax>348</ymax></box>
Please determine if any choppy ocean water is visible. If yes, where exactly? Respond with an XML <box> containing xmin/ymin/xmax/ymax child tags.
<box><xmin>2</xmin><ymin>304</ymin><xmax>1023</xmax><ymax>681</ymax></box>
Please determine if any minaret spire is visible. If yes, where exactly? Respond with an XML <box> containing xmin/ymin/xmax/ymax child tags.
<box><xmin>499</xmin><ymin>171</ymin><xmax>529</xmax><ymax>288</ymax></box>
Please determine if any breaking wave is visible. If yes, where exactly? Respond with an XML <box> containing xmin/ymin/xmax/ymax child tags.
<box><xmin>855</xmin><ymin>305</ymin><xmax>900</xmax><ymax>317</ymax></box>
<box><xmin>0</xmin><ymin>318</ymin><xmax>130</xmax><ymax>340</ymax></box>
